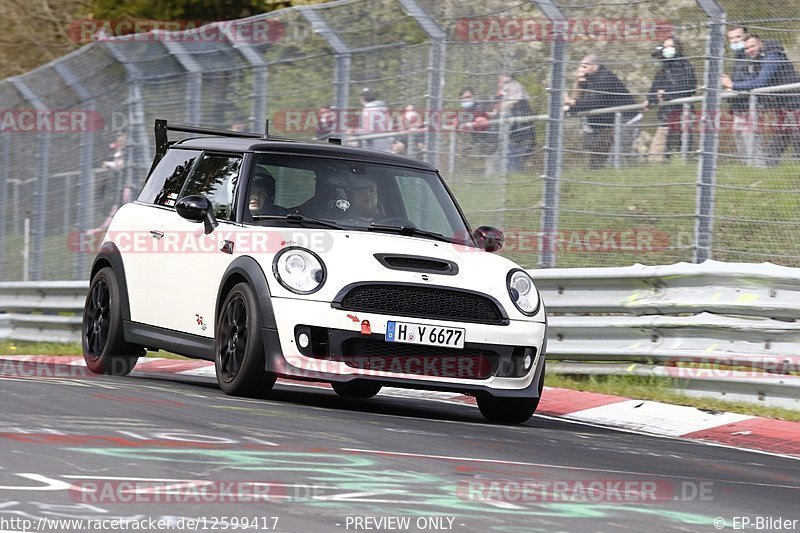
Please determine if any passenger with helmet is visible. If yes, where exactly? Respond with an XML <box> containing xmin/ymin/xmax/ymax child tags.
<box><xmin>248</xmin><ymin>168</ymin><xmax>286</xmax><ymax>217</ymax></box>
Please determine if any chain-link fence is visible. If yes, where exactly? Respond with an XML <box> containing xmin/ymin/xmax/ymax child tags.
<box><xmin>0</xmin><ymin>0</ymin><xmax>799</xmax><ymax>280</ymax></box>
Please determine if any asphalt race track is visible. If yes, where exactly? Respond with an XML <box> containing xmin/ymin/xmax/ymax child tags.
<box><xmin>1</xmin><ymin>360</ymin><xmax>799</xmax><ymax>533</ymax></box>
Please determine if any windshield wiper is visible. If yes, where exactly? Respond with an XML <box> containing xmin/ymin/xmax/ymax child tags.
<box><xmin>367</xmin><ymin>223</ymin><xmax>454</xmax><ymax>244</ymax></box>
<box><xmin>252</xmin><ymin>213</ymin><xmax>343</xmax><ymax>230</ymax></box>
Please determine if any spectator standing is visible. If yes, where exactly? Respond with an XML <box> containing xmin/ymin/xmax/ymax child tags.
<box><xmin>452</xmin><ymin>87</ymin><xmax>497</xmax><ymax>163</ymax></box>
<box><xmin>564</xmin><ymin>55</ymin><xmax>637</xmax><ymax>169</ymax></box>
<box><xmin>396</xmin><ymin>104</ymin><xmax>426</xmax><ymax>156</ymax></box>
<box><xmin>353</xmin><ymin>88</ymin><xmax>392</xmax><ymax>153</ymax></box>
<box><xmin>725</xmin><ymin>26</ymin><xmax>766</xmax><ymax>166</ymax></box>
<box><xmin>491</xmin><ymin>74</ymin><xmax>536</xmax><ymax>172</ymax></box>
<box><xmin>644</xmin><ymin>36</ymin><xmax>697</xmax><ymax>162</ymax></box>
<box><xmin>102</xmin><ymin>132</ymin><xmax>126</xmax><ymax>170</ymax></box>
<box><xmin>722</xmin><ymin>35</ymin><xmax>800</xmax><ymax>166</ymax></box>
<box><xmin>315</xmin><ymin>105</ymin><xmax>338</xmax><ymax>142</ymax></box>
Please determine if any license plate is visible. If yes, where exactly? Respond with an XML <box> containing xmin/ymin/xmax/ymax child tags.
<box><xmin>385</xmin><ymin>321</ymin><xmax>465</xmax><ymax>349</ymax></box>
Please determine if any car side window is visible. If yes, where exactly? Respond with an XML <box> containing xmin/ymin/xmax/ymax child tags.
<box><xmin>138</xmin><ymin>149</ymin><xmax>200</xmax><ymax>206</ymax></box>
<box><xmin>394</xmin><ymin>174</ymin><xmax>452</xmax><ymax>235</ymax></box>
<box><xmin>179</xmin><ymin>153</ymin><xmax>242</xmax><ymax>221</ymax></box>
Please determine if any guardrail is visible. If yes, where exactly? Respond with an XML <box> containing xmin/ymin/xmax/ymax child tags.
<box><xmin>0</xmin><ymin>282</ymin><xmax>86</xmax><ymax>343</ymax></box>
<box><xmin>534</xmin><ymin>259</ymin><xmax>800</xmax><ymax>408</ymax></box>
<box><xmin>1</xmin><ymin>261</ymin><xmax>798</xmax><ymax>406</ymax></box>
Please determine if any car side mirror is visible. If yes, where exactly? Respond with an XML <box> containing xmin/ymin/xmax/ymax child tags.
<box><xmin>474</xmin><ymin>226</ymin><xmax>504</xmax><ymax>252</ymax></box>
<box><xmin>176</xmin><ymin>195</ymin><xmax>219</xmax><ymax>235</ymax></box>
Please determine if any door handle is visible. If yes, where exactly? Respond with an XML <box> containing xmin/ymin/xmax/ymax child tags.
<box><xmin>149</xmin><ymin>230</ymin><xmax>164</xmax><ymax>239</ymax></box>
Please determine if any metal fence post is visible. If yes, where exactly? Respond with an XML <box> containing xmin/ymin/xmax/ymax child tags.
<box><xmin>161</xmin><ymin>40</ymin><xmax>202</xmax><ymax>124</ymax></box>
<box><xmin>224</xmin><ymin>24</ymin><xmax>268</xmax><ymax>129</ymax></box>
<box><xmin>398</xmin><ymin>0</ymin><xmax>446</xmax><ymax>167</ymax></box>
<box><xmin>693</xmin><ymin>0</ymin><xmax>726</xmax><ymax>263</ymax></box>
<box><xmin>448</xmin><ymin>130</ymin><xmax>456</xmax><ymax>175</ymax></box>
<box><xmin>54</xmin><ymin>63</ymin><xmax>94</xmax><ymax>279</ymax></box>
<box><xmin>681</xmin><ymin>102</ymin><xmax>691</xmax><ymax>163</ymax></box>
<box><xmin>12</xmin><ymin>181</ymin><xmax>19</xmax><ymax>237</ymax></box>
<box><xmin>612</xmin><ymin>112</ymin><xmax>622</xmax><ymax>169</ymax></box>
<box><xmin>747</xmin><ymin>92</ymin><xmax>758</xmax><ymax>163</ymax></box>
<box><xmin>103</xmin><ymin>43</ymin><xmax>149</xmax><ymax>194</ymax></box>
<box><xmin>0</xmin><ymin>137</ymin><xmax>7</xmax><ymax>279</ymax></box>
<box><xmin>297</xmin><ymin>7</ymin><xmax>351</xmax><ymax>117</ymax></box>
<box><xmin>498</xmin><ymin>114</ymin><xmax>511</xmax><ymax>177</ymax></box>
<box><xmin>535</xmin><ymin>0</ymin><xmax>568</xmax><ymax>269</ymax></box>
<box><xmin>10</xmin><ymin>79</ymin><xmax>49</xmax><ymax>281</ymax></box>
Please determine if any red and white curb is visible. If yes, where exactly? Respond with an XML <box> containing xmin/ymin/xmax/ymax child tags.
<box><xmin>4</xmin><ymin>355</ymin><xmax>800</xmax><ymax>459</ymax></box>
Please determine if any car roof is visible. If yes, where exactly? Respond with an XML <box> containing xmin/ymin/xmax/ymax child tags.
<box><xmin>172</xmin><ymin>137</ymin><xmax>437</xmax><ymax>171</ymax></box>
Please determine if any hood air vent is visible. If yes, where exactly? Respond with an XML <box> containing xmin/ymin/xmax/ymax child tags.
<box><xmin>374</xmin><ymin>254</ymin><xmax>458</xmax><ymax>276</ymax></box>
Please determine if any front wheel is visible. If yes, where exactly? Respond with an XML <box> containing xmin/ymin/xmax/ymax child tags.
<box><xmin>82</xmin><ymin>267</ymin><xmax>144</xmax><ymax>375</ymax></box>
<box><xmin>331</xmin><ymin>381</ymin><xmax>382</xmax><ymax>399</ymax></box>
<box><xmin>215</xmin><ymin>283</ymin><xmax>277</xmax><ymax>398</ymax></box>
<box><xmin>477</xmin><ymin>361</ymin><xmax>545</xmax><ymax>424</ymax></box>
<box><xmin>476</xmin><ymin>395</ymin><xmax>540</xmax><ymax>424</ymax></box>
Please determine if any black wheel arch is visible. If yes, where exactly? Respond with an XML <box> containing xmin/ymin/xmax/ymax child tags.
<box><xmin>90</xmin><ymin>242</ymin><xmax>131</xmax><ymax>322</ymax></box>
<box><xmin>215</xmin><ymin>256</ymin><xmax>277</xmax><ymax>330</ymax></box>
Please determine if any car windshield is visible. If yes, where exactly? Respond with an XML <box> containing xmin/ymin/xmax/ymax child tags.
<box><xmin>246</xmin><ymin>153</ymin><xmax>473</xmax><ymax>246</ymax></box>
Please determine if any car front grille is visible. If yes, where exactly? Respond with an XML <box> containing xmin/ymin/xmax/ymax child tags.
<box><xmin>335</xmin><ymin>284</ymin><xmax>506</xmax><ymax>324</ymax></box>
<box><xmin>341</xmin><ymin>338</ymin><xmax>497</xmax><ymax>379</ymax></box>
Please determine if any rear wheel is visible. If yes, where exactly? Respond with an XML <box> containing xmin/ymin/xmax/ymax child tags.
<box><xmin>477</xmin><ymin>361</ymin><xmax>545</xmax><ymax>424</ymax></box>
<box><xmin>215</xmin><ymin>283</ymin><xmax>277</xmax><ymax>398</ymax></box>
<box><xmin>82</xmin><ymin>267</ymin><xmax>143</xmax><ymax>375</ymax></box>
<box><xmin>332</xmin><ymin>381</ymin><xmax>382</xmax><ymax>399</ymax></box>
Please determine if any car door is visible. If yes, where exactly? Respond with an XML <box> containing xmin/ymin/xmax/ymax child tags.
<box><xmin>145</xmin><ymin>152</ymin><xmax>244</xmax><ymax>336</ymax></box>
<box><xmin>123</xmin><ymin>148</ymin><xmax>200</xmax><ymax>324</ymax></box>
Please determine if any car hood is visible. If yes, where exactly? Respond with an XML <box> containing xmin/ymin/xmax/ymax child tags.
<box><xmin>263</xmin><ymin>229</ymin><xmax>543</xmax><ymax>322</ymax></box>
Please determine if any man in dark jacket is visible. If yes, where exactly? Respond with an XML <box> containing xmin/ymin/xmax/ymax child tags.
<box><xmin>644</xmin><ymin>36</ymin><xmax>697</xmax><ymax>162</ymax></box>
<box><xmin>564</xmin><ymin>54</ymin><xmax>637</xmax><ymax>169</ymax></box>
<box><xmin>722</xmin><ymin>35</ymin><xmax>800</xmax><ymax>165</ymax></box>
<box><xmin>725</xmin><ymin>26</ymin><xmax>766</xmax><ymax>166</ymax></box>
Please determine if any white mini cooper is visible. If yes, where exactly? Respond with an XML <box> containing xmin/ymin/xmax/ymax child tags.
<box><xmin>82</xmin><ymin>120</ymin><xmax>547</xmax><ymax>423</ymax></box>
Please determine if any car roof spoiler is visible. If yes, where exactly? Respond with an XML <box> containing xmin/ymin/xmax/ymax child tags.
<box><xmin>147</xmin><ymin>118</ymin><xmax>342</xmax><ymax>177</ymax></box>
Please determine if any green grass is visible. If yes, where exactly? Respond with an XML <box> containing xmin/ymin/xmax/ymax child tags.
<box><xmin>0</xmin><ymin>341</ymin><xmax>188</xmax><ymax>359</ymax></box>
<box><xmin>450</xmin><ymin>159</ymin><xmax>800</xmax><ymax>269</ymax></box>
<box><xmin>0</xmin><ymin>340</ymin><xmax>83</xmax><ymax>356</ymax></box>
<box><xmin>546</xmin><ymin>372</ymin><xmax>800</xmax><ymax>422</ymax></box>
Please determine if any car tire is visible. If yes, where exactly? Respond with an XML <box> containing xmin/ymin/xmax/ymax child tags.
<box><xmin>215</xmin><ymin>282</ymin><xmax>277</xmax><ymax>398</ymax></box>
<box><xmin>331</xmin><ymin>381</ymin><xmax>382</xmax><ymax>399</ymax></box>
<box><xmin>82</xmin><ymin>267</ymin><xmax>144</xmax><ymax>376</ymax></box>
<box><xmin>476</xmin><ymin>361</ymin><xmax>545</xmax><ymax>424</ymax></box>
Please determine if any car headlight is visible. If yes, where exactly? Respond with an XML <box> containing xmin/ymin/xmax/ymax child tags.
<box><xmin>273</xmin><ymin>247</ymin><xmax>326</xmax><ymax>294</ymax></box>
<box><xmin>507</xmin><ymin>269</ymin><xmax>540</xmax><ymax>316</ymax></box>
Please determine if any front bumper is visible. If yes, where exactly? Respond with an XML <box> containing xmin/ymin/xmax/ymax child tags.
<box><xmin>262</xmin><ymin>297</ymin><xmax>547</xmax><ymax>398</ymax></box>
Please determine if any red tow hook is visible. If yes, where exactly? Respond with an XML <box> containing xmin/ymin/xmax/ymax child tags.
<box><xmin>360</xmin><ymin>320</ymin><xmax>372</xmax><ymax>335</ymax></box>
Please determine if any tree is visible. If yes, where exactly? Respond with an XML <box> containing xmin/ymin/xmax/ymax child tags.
<box><xmin>0</xmin><ymin>0</ymin><xmax>330</xmax><ymax>79</ymax></box>
<box><xmin>87</xmin><ymin>0</ymin><xmax>329</xmax><ymax>21</ymax></box>
<box><xmin>0</xmin><ymin>0</ymin><xmax>89</xmax><ymax>79</ymax></box>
